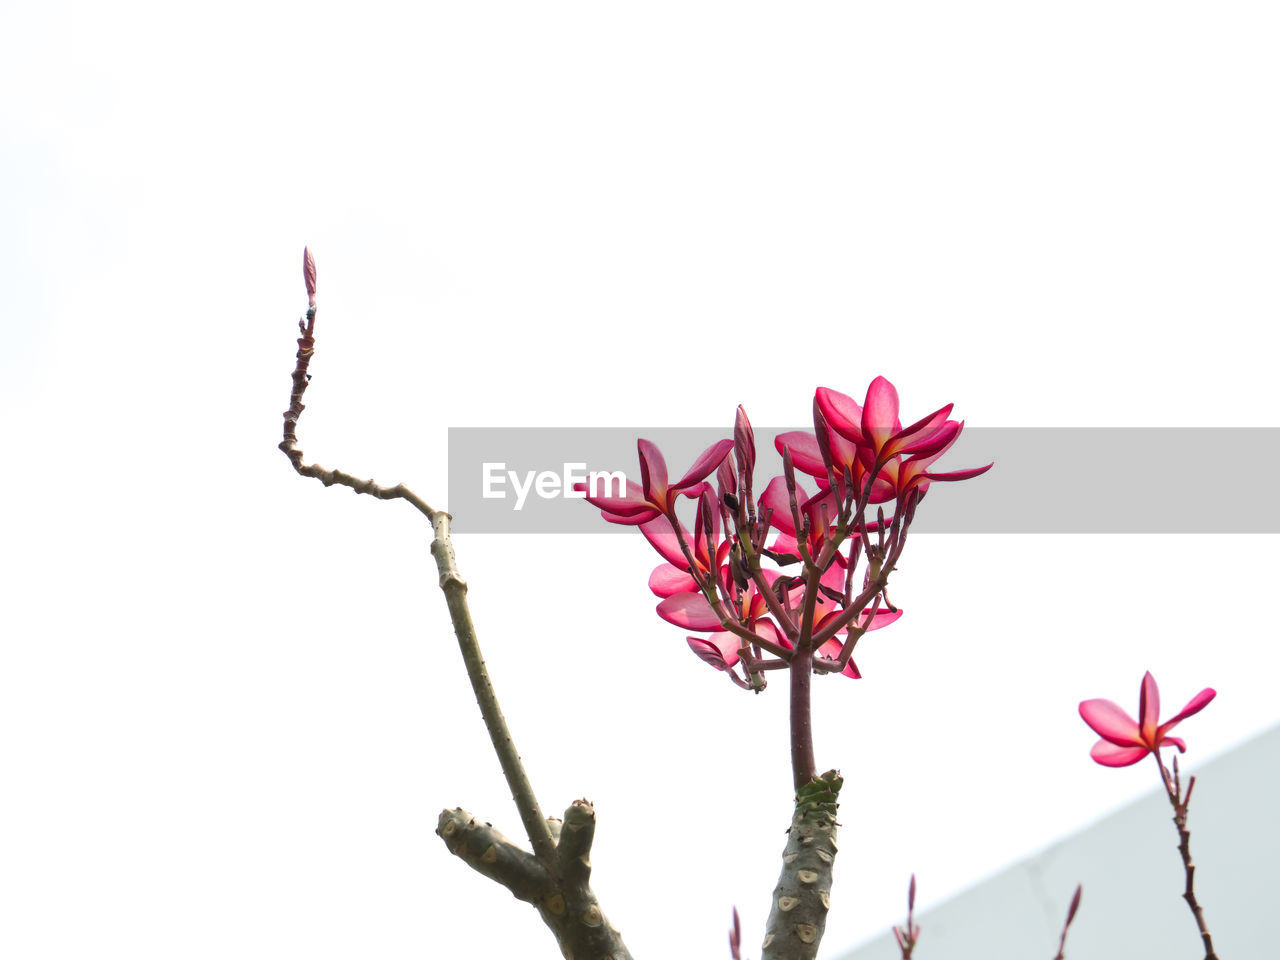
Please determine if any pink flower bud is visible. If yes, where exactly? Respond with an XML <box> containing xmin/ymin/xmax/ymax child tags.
<box><xmin>303</xmin><ymin>247</ymin><xmax>317</xmax><ymax>306</ymax></box>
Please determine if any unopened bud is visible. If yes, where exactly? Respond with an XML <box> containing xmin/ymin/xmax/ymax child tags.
<box><xmin>729</xmin><ymin>545</ymin><xmax>750</xmax><ymax>591</ymax></box>
<box><xmin>1066</xmin><ymin>884</ymin><xmax>1082</xmax><ymax>925</ymax></box>
<box><xmin>302</xmin><ymin>246</ymin><xmax>317</xmax><ymax>305</ymax></box>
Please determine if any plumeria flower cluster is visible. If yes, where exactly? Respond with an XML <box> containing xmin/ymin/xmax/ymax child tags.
<box><xmin>578</xmin><ymin>377</ymin><xmax>992</xmax><ymax>690</ymax></box>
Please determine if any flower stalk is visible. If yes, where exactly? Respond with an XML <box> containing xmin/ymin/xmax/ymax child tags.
<box><xmin>1080</xmin><ymin>672</ymin><xmax>1218</xmax><ymax>959</ymax></box>
<box><xmin>1157</xmin><ymin>756</ymin><xmax>1219</xmax><ymax>960</ymax></box>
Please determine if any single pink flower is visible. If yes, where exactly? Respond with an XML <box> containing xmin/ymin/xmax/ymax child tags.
<box><xmin>812</xmin><ymin>381</ymin><xmax>990</xmax><ymax>502</ymax></box>
<box><xmin>1079</xmin><ymin>672</ymin><xmax>1216</xmax><ymax>767</ymax></box>
<box><xmin>774</xmin><ymin>427</ymin><xmax>896</xmax><ymax>505</ymax></box>
<box><xmin>876</xmin><ymin>419</ymin><xmax>993</xmax><ymax>500</ymax></box>
<box><xmin>574</xmin><ymin>437</ymin><xmax>733</xmax><ymax>525</ymax></box>
<box><xmin>817</xmin><ymin>378</ymin><xmax>953</xmax><ymax>465</ymax></box>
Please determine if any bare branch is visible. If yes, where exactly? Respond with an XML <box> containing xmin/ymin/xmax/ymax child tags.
<box><xmin>1157</xmin><ymin>755</ymin><xmax>1219</xmax><ymax>959</ymax></box>
<box><xmin>278</xmin><ymin>253</ymin><xmax>632</xmax><ymax>959</ymax></box>
<box><xmin>438</xmin><ymin>803</ymin><xmax>633</xmax><ymax>960</ymax></box>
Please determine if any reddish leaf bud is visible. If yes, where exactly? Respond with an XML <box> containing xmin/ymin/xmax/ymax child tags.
<box><xmin>812</xmin><ymin>398</ymin><xmax>838</xmax><ymax>486</ymax></box>
<box><xmin>302</xmin><ymin>246</ymin><xmax>317</xmax><ymax>306</ymax></box>
<box><xmin>716</xmin><ymin>457</ymin><xmax>737</xmax><ymax>504</ymax></box>
<box><xmin>1066</xmin><ymin>884</ymin><xmax>1082</xmax><ymax>926</ymax></box>
<box><xmin>734</xmin><ymin>404</ymin><xmax>756</xmax><ymax>485</ymax></box>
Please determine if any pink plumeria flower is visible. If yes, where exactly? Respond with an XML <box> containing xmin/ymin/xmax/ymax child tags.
<box><xmin>774</xmin><ymin>426</ymin><xmax>896</xmax><ymax>505</ymax></box>
<box><xmin>1079</xmin><ymin>672</ymin><xmax>1216</xmax><ymax>767</ymax></box>
<box><xmin>817</xmin><ymin>378</ymin><xmax>953</xmax><ymax>467</ymax></box>
<box><xmin>811</xmin><ymin>380</ymin><xmax>992</xmax><ymax>503</ymax></box>
<box><xmin>875</xmin><ymin>418</ymin><xmax>993</xmax><ymax>501</ymax></box>
<box><xmin>575</xmin><ymin>437</ymin><xmax>733</xmax><ymax>525</ymax></box>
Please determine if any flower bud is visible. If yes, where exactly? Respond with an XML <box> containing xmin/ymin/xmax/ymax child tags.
<box><xmin>302</xmin><ymin>247</ymin><xmax>317</xmax><ymax>306</ymax></box>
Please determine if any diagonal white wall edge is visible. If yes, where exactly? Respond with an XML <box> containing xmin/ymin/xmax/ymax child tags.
<box><xmin>841</xmin><ymin>722</ymin><xmax>1280</xmax><ymax>959</ymax></box>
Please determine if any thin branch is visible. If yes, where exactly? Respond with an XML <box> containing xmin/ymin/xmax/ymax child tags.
<box><xmin>278</xmin><ymin>253</ymin><xmax>633</xmax><ymax>959</ymax></box>
<box><xmin>279</xmin><ymin>305</ymin><xmax>437</xmax><ymax>520</ymax></box>
<box><xmin>1156</xmin><ymin>754</ymin><xmax>1219</xmax><ymax>960</ymax></box>
<box><xmin>789</xmin><ymin>558</ymin><xmax>823</xmax><ymax>791</ymax></box>
<box><xmin>278</xmin><ymin>284</ymin><xmax>554</xmax><ymax>862</ymax></box>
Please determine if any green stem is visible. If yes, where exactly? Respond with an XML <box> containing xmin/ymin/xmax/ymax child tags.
<box><xmin>430</xmin><ymin>514</ymin><xmax>556</xmax><ymax>862</ymax></box>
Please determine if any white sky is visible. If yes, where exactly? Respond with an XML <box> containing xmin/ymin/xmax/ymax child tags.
<box><xmin>2</xmin><ymin>3</ymin><xmax>1278</xmax><ymax>958</ymax></box>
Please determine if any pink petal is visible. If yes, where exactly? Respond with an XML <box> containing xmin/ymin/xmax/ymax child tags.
<box><xmin>573</xmin><ymin>479</ymin><xmax>654</xmax><ymax>516</ymax></box>
<box><xmin>774</xmin><ymin>431</ymin><xmax>827</xmax><ymax>478</ymax></box>
<box><xmin>599</xmin><ymin>506</ymin><xmax>661</xmax><ymax>525</ymax></box>
<box><xmin>672</xmin><ymin>439</ymin><xmax>735</xmax><ymax>492</ymax></box>
<box><xmin>861</xmin><ymin>376</ymin><xmax>901</xmax><ymax>449</ymax></box>
<box><xmin>815</xmin><ymin>387</ymin><xmax>865</xmax><ymax>445</ymax></box>
<box><xmin>1078</xmin><ymin>699</ymin><xmax>1143</xmax><ymax>747</ymax></box>
<box><xmin>863</xmin><ymin>608</ymin><xmax>904</xmax><ymax>632</ymax></box>
<box><xmin>819</xmin><ymin>557</ymin><xmax>848</xmax><ymax>594</ymax></box>
<box><xmin>768</xmin><ymin>532</ymin><xmax>801</xmax><ymax>556</ymax></box>
<box><xmin>753</xmin><ymin>618</ymin><xmax>790</xmax><ymax>650</ymax></box>
<box><xmin>884</xmin><ymin>404</ymin><xmax>954</xmax><ymax>458</ymax></box>
<box><xmin>637</xmin><ymin>439</ymin><xmax>669</xmax><ymax>502</ymax></box>
<box><xmin>1159</xmin><ymin>735</ymin><xmax>1188</xmax><ymax>753</ymax></box>
<box><xmin>1166</xmin><ymin>687</ymin><xmax>1217</xmax><ymax>726</ymax></box>
<box><xmin>759</xmin><ymin>475</ymin><xmax>805</xmax><ymax>536</ymax></box>
<box><xmin>687</xmin><ymin>632</ymin><xmax>742</xmax><ymax>671</ymax></box>
<box><xmin>1156</xmin><ymin>688</ymin><xmax>1217</xmax><ymax>740</ymax></box>
<box><xmin>1139</xmin><ymin>672</ymin><xmax>1160</xmax><ymax>745</ymax></box>
<box><xmin>648</xmin><ymin>564</ymin><xmax>697</xmax><ymax>598</ymax></box>
<box><xmin>815</xmin><ymin>607</ymin><xmax>903</xmax><ymax>636</ymax></box>
<box><xmin>898</xmin><ymin>419</ymin><xmax>961</xmax><ymax>461</ymax></box>
<box><xmin>921</xmin><ymin>463</ymin><xmax>993</xmax><ymax>483</ymax></box>
<box><xmin>1089</xmin><ymin>740</ymin><xmax>1150</xmax><ymax>767</ymax></box>
<box><xmin>656</xmin><ymin>592</ymin><xmax>722</xmax><ymax>630</ymax></box>
<box><xmin>867</xmin><ymin>473</ymin><xmax>899</xmax><ymax>503</ymax></box>
<box><xmin>639</xmin><ymin>516</ymin><xmax>694</xmax><ymax>567</ymax></box>
<box><xmin>828</xmin><ymin>429</ymin><xmax>860</xmax><ymax>475</ymax></box>
<box><xmin>815</xmin><ymin>637</ymin><xmax>861</xmax><ymax>678</ymax></box>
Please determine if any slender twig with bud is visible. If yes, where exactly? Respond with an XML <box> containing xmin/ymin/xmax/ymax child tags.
<box><xmin>1080</xmin><ymin>672</ymin><xmax>1219</xmax><ymax>959</ymax></box>
<box><xmin>279</xmin><ymin>250</ymin><xmax>632</xmax><ymax>960</ymax></box>
<box><xmin>892</xmin><ymin>874</ymin><xmax>920</xmax><ymax>959</ymax></box>
<box><xmin>1052</xmin><ymin>884</ymin><xmax>1082</xmax><ymax>960</ymax></box>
